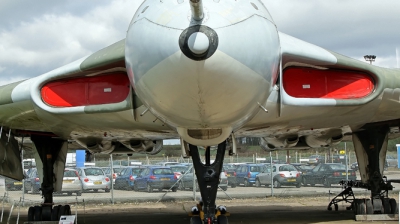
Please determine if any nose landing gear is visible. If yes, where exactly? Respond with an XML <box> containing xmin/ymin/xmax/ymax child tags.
<box><xmin>187</xmin><ymin>141</ymin><xmax>230</xmax><ymax>224</ymax></box>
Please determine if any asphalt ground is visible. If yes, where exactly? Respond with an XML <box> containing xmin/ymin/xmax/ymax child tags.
<box><xmin>2</xmin><ymin>197</ymin><xmax>399</xmax><ymax>224</ymax></box>
<box><xmin>0</xmin><ymin>170</ymin><xmax>400</xmax><ymax>223</ymax></box>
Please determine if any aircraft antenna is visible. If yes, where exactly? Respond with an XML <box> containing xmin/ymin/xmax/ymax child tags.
<box><xmin>189</xmin><ymin>0</ymin><xmax>204</xmax><ymax>21</ymax></box>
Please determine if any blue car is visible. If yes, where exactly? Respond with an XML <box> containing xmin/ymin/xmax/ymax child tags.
<box><xmin>235</xmin><ymin>164</ymin><xmax>265</xmax><ymax>187</ymax></box>
<box><xmin>114</xmin><ymin>166</ymin><xmax>143</xmax><ymax>190</ymax></box>
<box><xmin>133</xmin><ymin>166</ymin><xmax>178</xmax><ymax>193</ymax></box>
<box><xmin>23</xmin><ymin>168</ymin><xmax>41</xmax><ymax>194</ymax></box>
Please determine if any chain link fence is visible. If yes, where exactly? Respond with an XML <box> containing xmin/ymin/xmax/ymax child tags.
<box><xmin>0</xmin><ymin>147</ymin><xmax>399</xmax><ymax>222</ymax></box>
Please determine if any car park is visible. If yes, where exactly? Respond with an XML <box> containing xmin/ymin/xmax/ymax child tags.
<box><xmin>24</xmin><ymin>168</ymin><xmax>41</xmax><ymax>194</ymax></box>
<box><xmin>178</xmin><ymin>167</ymin><xmax>228</xmax><ymax>191</ymax></box>
<box><xmin>168</xmin><ymin>165</ymin><xmax>190</xmax><ymax>180</ymax></box>
<box><xmin>330</xmin><ymin>155</ymin><xmax>341</xmax><ymax>163</ymax></box>
<box><xmin>255</xmin><ymin>164</ymin><xmax>301</xmax><ymax>188</ymax></box>
<box><xmin>133</xmin><ymin>166</ymin><xmax>178</xmax><ymax>192</ymax></box>
<box><xmin>4</xmin><ymin>176</ymin><xmax>24</xmax><ymax>191</ymax></box>
<box><xmin>104</xmin><ymin>166</ymin><xmax>125</xmax><ymax>185</ymax></box>
<box><xmin>154</xmin><ymin>162</ymin><xmax>180</xmax><ymax>166</ymax></box>
<box><xmin>76</xmin><ymin>167</ymin><xmax>111</xmax><ymax>192</ymax></box>
<box><xmin>350</xmin><ymin>162</ymin><xmax>358</xmax><ymax>171</ymax></box>
<box><xmin>302</xmin><ymin>163</ymin><xmax>356</xmax><ymax>187</ymax></box>
<box><xmin>223</xmin><ymin>164</ymin><xmax>237</xmax><ymax>188</ymax></box>
<box><xmin>386</xmin><ymin>155</ymin><xmax>397</xmax><ymax>167</ymax></box>
<box><xmin>235</xmin><ymin>164</ymin><xmax>265</xmax><ymax>187</ymax></box>
<box><xmin>291</xmin><ymin>163</ymin><xmax>314</xmax><ymax>177</ymax></box>
<box><xmin>307</xmin><ymin>155</ymin><xmax>325</xmax><ymax>165</ymax></box>
<box><xmin>23</xmin><ymin>159</ymin><xmax>36</xmax><ymax>173</ymax></box>
<box><xmin>56</xmin><ymin>168</ymin><xmax>82</xmax><ymax>196</ymax></box>
<box><xmin>114</xmin><ymin>166</ymin><xmax>142</xmax><ymax>190</ymax></box>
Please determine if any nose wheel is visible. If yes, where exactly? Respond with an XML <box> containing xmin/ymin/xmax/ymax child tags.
<box><xmin>189</xmin><ymin>203</ymin><xmax>230</xmax><ymax>224</ymax></box>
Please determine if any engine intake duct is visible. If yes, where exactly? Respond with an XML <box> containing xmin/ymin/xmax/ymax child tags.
<box><xmin>76</xmin><ymin>139</ymin><xmax>163</xmax><ymax>155</ymax></box>
<box><xmin>260</xmin><ymin>136</ymin><xmax>299</xmax><ymax>151</ymax></box>
<box><xmin>120</xmin><ymin>140</ymin><xmax>163</xmax><ymax>155</ymax></box>
<box><xmin>305</xmin><ymin>134</ymin><xmax>343</xmax><ymax>148</ymax></box>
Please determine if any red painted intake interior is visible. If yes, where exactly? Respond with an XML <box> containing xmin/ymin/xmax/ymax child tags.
<box><xmin>283</xmin><ymin>67</ymin><xmax>374</xmax><ymax>99</ymax></box>
<box><xmin>41</xmin><ymin>73</ymin><xmax>130</xmax><ymax>107</ymax></box>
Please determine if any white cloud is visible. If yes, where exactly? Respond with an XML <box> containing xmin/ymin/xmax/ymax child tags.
<box><xmin>263</xmin><ymin>0</ymin><xmax>400</xmax><ymax>68</ymax></box>
<box><xmin>0</xmin><ymin>1</ymin><xmax>399</xmax><ymax>85</ymax></box>
<box><xmin>0</xmin><ymin>1</ymin><xmax>142</xmax><ymax>84</ymax></box>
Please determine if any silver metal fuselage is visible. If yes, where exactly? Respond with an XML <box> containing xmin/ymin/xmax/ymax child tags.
<box><xmin>126</xmin><ymin>0</ymin><xmax>280</xmax><ymax>145</ymax></box>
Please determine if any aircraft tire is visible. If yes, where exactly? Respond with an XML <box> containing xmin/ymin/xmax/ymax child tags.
<box><xmin>190</xmin><ymin>216</ymin><xmax>202</xmax><ymax>224</ymax></box>
<box><xmin>51</xmin><ymin>205</ymin><xmax>60</xmax><ymax>221</ymax></box>
<box><xmin>34</xmin><ymin>206</ymin><xmax>42</xmax><ymax>221</ymax></box>
<box><xmin>217</xmin><ymin>215</ymin><xmax>228</xmax><ymax>224</ymax></box>
<box><xmin>389</xmin><ymin>198</ymin><xmax>397</xmax><ymax>214</ymax></box>
<box><xmin>382</xmin><ymin>198</ymin><xmax>391</xmax><ymax>214</ymax></box>
<box><xmin>365</xmin><ymin>199</ymin><xmax>373</xmax><ymax>214</ymax></box>
<box><xmin>28</xmin><ymin>206</ymin><xmax>35</xmax><ymax>221</ymax></box>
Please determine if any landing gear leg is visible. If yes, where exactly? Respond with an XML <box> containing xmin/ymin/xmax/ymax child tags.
<box><xmin>352</xmin><ymin>127</ymin><xmax>396</xmax><ymax>215</ymax></box>
<box><xmin>189</xmin><ymin>141</ymin><xmax>229</xmax><ymax>224</ymax></box>
<box><xmin>27</xmin><ymin>135</ymin><xmax>70</xmax><ymax>221</ymax></box>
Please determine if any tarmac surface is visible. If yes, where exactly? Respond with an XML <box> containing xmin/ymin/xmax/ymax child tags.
<box><xmin>4</xmin><ymin>197</ymin><xmax>399</xmax><ymax>224</ymax></box>
<box><xmin>1</xmin><ymin>170</ymin><xmax>400</xmax><ymax>223</ymax></box>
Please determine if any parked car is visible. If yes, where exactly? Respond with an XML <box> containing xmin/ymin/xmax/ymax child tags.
<box><xmin>133</xmin><ymin>166</ymin><xmax>178</xmax><ymax>192</ymax></box>
<box><xmin>56</xmin><ymin>168</ymin><xmax>83</xmax><ymax>196</ymax></box>
<box><xmin>235</xmin><ymin>164</ymin><xmax>265</xmax><ymax>187</ymax></box>
<box><xmin>255</xmin><ymin>164</ymin><xmax>301</xmax><ymax>188</ymax></box>
<box><xmin>24</xmin><ymin>168</ymin><xmax>41</xmax><ymax>194</ymax></box>
<box><xmin>330</xmin><ymin>155</ymin><xmax>341</xmax><ymax>163</ymax></box>
<box><xmin>114</xmin><ymin>166</ymin><xmax>142</xmax><ymax>190</ymax></box>
<box><xmin>4</xmin><ymin>176</ymin><xmax>24</xmax><ymax>191</ymax></box>
<box><xmin>291</xmin><ymin>163</ymin><xmax>314</xmax><ymax>176</ymax></box>
<box><xmin>302</xmin><ymin>163</ymin><xmax>356</xmax><ymax>187</ymax></box>
<box><xmin>76</xmin><ymin>167</ymin><xmax>111</xmax><ymax>192</ymax></box>
<box><xmin>168</xmin><ymin>165</ymin><xmax>190</xmax><ymax>180</ymax></box>
<box><xmin>350</xmin><ymin>162</ymin><xmax>358</xmax><ymax>171</ymax></box>
<box><xmin>154</xmin><ymin>162</ymin><xmax>180</xmax><ymax>166</ymax></box>
<box><xmin>178</xmin><ymin>167</ymin><xmax>229</xmax><ymax>191</ymax></box>
<box><xmin>103</xmin><ymin>166</ymin><xmax>125</xmax><ymax>185</ymax></box>
<box><xmin>23</xmin><ymin>159</ymin><xmax>36</xmax><ymax>173</ymax></box>
<box><xmin>386</xmin><ymin>155</ymin><xmax>397</xmax><ymax>167</ymax></box>
<box><xmin>307</xmin><ymin>155</ymin><xmax>325</xmax><ymax>165</ymax></box>
<box><xmin>223</xmin><ymin>164</ymin><xmax>237</xmax><ymax>188</ymax></box>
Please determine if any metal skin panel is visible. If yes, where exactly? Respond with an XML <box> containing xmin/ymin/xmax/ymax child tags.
<box><xmin>0</xmin><ymin>81</ymin><xmax>24</xmax><ymax>105</ymax></box>
<box><xmin>1</xmin><ymin>0</ymin><xmax>400</xmax><ymax>153</ymax></box>
<box><xmin>80</xmin><ymin>39</ymin><xmax>125</xmax><ymax>72</ymax></box>
<box><xmin>127</xmin><ymin>0</ymin><xmax>279</xmax><ymax>145</ymax></box>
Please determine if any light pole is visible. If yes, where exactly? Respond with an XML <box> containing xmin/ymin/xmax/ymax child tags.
<box><xmin>364</xmin><ymin>55</ymin><xmax>376</xmax><ymax>64</ymax></box>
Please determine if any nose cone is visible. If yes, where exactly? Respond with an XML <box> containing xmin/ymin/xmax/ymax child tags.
<box><xmin>125</xmin><ymin>1</ymin><xmax>280</xmax><ymax>145</ymax></box>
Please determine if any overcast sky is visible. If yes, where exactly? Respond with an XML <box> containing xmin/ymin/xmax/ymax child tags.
<box><xmin>0</xmin><ymin>0</ymin><xmax>399</xmax><ymax>86</ymax></box>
